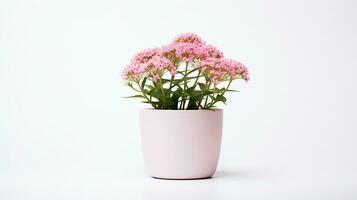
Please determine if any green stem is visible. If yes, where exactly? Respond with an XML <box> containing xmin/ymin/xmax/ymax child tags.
<box><xmin>128</xmin><ymin>84</ymin><xmax>141</xmax><ymax>92</ymax></box>
<box><xmin>221</xmin><ymin>79</ymin><xmax>232</xmax><ymax>96</ymax></box>
<box><xmin>180</xmin><ymin>62</ymin><xmax>189</xmax><ymax>109</ymax></box>
<box><xmin>159</xmin><ymin>79</ymin><xmax>166</xmax><ymax>108</ymax></box>
<box><xmin>168</xmin><ymin>75</ymin><xmax>174</xmax><ymax>90</ymax></box>
<box><xmin>207</xmin><ymin>79</ymin><xmax>233</xmax><ymax>108</ymax></box>
<box><xmin>169</xmin><ymin>62</ymin><xmax>177</xmax><ymax>90</ymax></box>
<box><xmin>193</xmin><ymin>71</ymin><xmax>201</xmax><ymax>85</ymax></box>
<box><xmin>136</xmin><ymin>82</ymin><xmax>156</xmax><ymax>109</ymax></box>
<box><xmin>203</xmin><ymin>81</ymin><xmax>211</xmax><ymax>109</ymax></box>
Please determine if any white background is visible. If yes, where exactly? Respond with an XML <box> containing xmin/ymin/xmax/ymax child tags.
<box><xmin>1</xmin><ymin>0</ymin><xmax>357</xmax><ymax>199</ymax></box>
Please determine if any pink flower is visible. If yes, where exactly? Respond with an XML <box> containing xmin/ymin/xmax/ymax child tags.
<box><xmin>162</xmin><ymin>43</ymin><xmax>207</xmax><ymax>63</ymax></box>
<box><xmin>121</xmin><ymin>64</ymin><xmax>143</xmax><ymax>82</ymax></box>
<box><xmin>199</xmin><ymin>58</ymin><xmax>249</xmax><ymax>83</ymax></box>
<box><xmin>204</xmin><ymin>44</ymin><xmax>224</xmax><ymax>59</ymax></box>
<box><xmin>173</xmin><ymin>33</ymin><xmax>204</xmax><ymax>45</ymax></box>
<box><xmin>121</xmin><ymin>33</ymin><xmax>249</xmax><ymax>84</ymax></box>
<box><xmin>141</xmin><ymin>54</ymin><xmax>176</xmax><ymax>81</ymax></box>
<box><xmin>123</xmin><ymin>48</ymin><xmax>176</xmax><ymax>82</ymax></box>
<box><xmin>131</xmin><ymin>48</ymin><xmax>160</xmax><ymax>65</ymax></box>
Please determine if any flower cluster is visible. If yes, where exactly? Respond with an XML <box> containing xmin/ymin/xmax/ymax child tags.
<box><xmin>162</xmin><ymin>34</ymin><xmax>223</xmax><ymax>63</ymax></box>
<box><xmin>173</xmin><ymin>32</ymin><xmax>204</xmax><ymax>45</ymax></box>
<box><xmin>122</xmin><ymin>33</ymin><xmax>250</xmax><ymax>110</ymax></box>
<box><xmin>200</xmin><ymin>58</ymin><xmax>249</xmax><ymax>84</ymax></box>
<box><xmin>122</xmin><ymin>33</ymin><xmax>238</xmax><ymax>83</ymax></box>
<box><xmin>122</xmin><ymin>48</ymin><xmax>176</xmax><ymax>82</ymax></box>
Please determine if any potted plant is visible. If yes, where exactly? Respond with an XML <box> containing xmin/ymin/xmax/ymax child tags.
<box><xmin>122</xmin><ymin>33</ymin><xmax>249</xmax><ymax>179</ymax></box>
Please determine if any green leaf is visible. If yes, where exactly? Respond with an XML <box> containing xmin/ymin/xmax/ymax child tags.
<box><xmin>183</xmin><ymin>76</ymin><xmax>203</xmax><ymax>81</ymax></box>
<box><xmin>187</xmin><ymin>99</ymin><xmax>199</xmax><ymax>110</ymax></box>
<box><xmin>141</xmin><ymin>101</ymin><xmax>158</xmax><ymax>104</ymax></box>
<box><xmin>141</xmin><ymin>77</ymin><xmax>147</xmax><ymax>89</ymax></box>
<box><xmin>146</xmin><ymin>85</ymin><xmax>155</xmax><ymax>90</ymax></box>
<box><xmin>215</xmin><ymin>87</ymin><xmax>239</xmax><ymax>93</ymax></box>
<box><xmin>169</xmin><ymin>88</ymin><xmax>183</xmax><ymax>109</ymax></box>
<box><xmin>226</xmin><ymin>89</ymin><xmax>239</xmax><ymax>92</ymax></box>
<box><xmin>160</xmin><ymin>78</ymin><xmax>181</xmax><ymax>85</ymax></box>
<box><xmin>122</xmin><ymin>95</ymin><xmax>145</xmax><ymax>99</ymax></box>
<box><xmin>170</xmin><ymin>82</ymin><xmax>184</xmax><ymax>90</ymax></box>
<box><xmin>162</xmin><ymin>76</ymin><xmax>201</xmax><ymax>83</ymax></box>
<box><xmin>215</xmin><ymin>95</ymin><xmax>227</xmax><ymax>104</ymax></box>
<box><xmin>147</xmin><ymin>88</ymin><xmax>160</xmax><ymax>99</ymax></box>
<box><xmin>186</xmin><ymin>86</ymin><xmax>196</xmax><ymax>95</ymax></box>
<box><xmin>176</xmin><ymin>71</ymin><xmax>185</xmax><ymax>76</ymax></box>
<box><xmin>198</xmin><ymin>83</ymin><xmax>207</xmax><ymax>90</ymax></box>
<box><xmin>186</xmin><ymin>68</ymin><xmax>200</xmax><ymax>76</ymax></box>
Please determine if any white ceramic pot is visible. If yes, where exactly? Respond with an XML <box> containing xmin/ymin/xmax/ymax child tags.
<box><xmin>139</xmin><ymin>109</ymin><xmax>223</xmax><ymax>179</ymax></box>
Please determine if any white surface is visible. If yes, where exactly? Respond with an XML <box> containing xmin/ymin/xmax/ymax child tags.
<box><xmin>1</xmin><ymin>0</ymin><xmax>357</xmax><ymax>199</ymax></box>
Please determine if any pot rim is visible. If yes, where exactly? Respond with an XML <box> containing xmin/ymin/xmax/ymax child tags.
<box><xmin>140</xmin><ymin>108</ymin><xmax>223</xmax><ymax>112</ymax></box>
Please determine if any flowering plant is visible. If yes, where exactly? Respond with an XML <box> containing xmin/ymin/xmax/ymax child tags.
<box><xmin>122</xmin><ymin>33</ymin><xmax>249</xmax><ymax>110</ymax></box>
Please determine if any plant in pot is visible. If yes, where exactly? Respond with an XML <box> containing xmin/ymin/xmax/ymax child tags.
<box><xmin>122</xmin><ymin>33</ymin><xmax>249</xmax><ymax>179</ymax></box>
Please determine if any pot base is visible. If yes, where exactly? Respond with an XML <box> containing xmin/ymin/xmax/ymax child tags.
<box><xmin>152</xmin><ymin>176</ymin><xmax>213</xmax><ymax>180</ymax></box>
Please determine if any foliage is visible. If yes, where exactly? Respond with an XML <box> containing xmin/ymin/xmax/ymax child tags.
<box><xmin>122</xmin><ymin>33</ymin><xmax>249</xmax><ymax>110</ymax></box>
